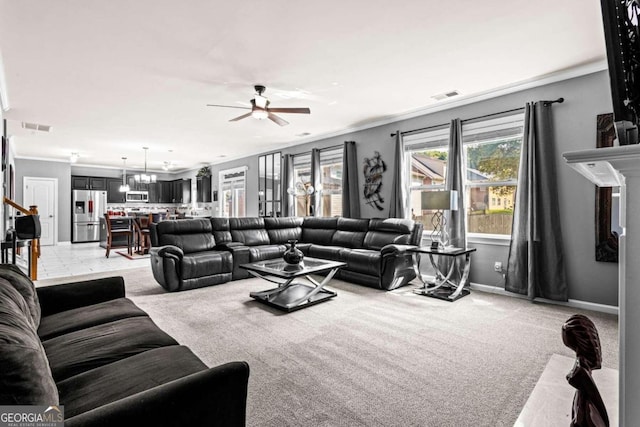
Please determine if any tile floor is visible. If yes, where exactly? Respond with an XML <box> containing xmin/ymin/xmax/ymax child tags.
<box><xmin>20</xmin><ymin>242</ymin><xmax>150</xmax><ymax>282</ymax></box>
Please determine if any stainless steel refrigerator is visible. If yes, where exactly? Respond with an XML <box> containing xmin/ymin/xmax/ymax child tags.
<box><xmin>72</xmin><ymin>190</ymin><xmax>108</xmax><ymax>243</ymax></box>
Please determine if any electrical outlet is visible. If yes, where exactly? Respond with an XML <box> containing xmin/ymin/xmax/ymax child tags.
<box><xmin>494</xmin><ymin>262</ymin><xmax>503</xmax><ymax>272</ymax></box>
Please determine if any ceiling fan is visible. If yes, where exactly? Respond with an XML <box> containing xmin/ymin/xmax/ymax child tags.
<box><xmin>207</xmin><ymin>85</ymin><xmax>311</xmax><ymax>126</ymax></box>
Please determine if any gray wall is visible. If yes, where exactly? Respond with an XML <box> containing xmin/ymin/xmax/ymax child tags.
<box><xmin>15</xmin><ymin>159</ymin><xmax>72</xmax><ymax>242</ymax></box>
<box><xmin>209</xmin><ymin>70</ymin><xmax>618</xmax><ymax>306</ymax></box>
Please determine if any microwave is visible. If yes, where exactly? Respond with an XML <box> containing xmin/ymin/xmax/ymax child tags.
<box><xmin>125</xmin><ymin>191</ymin><xmax>149</xmax><ymax>203</ymax></box>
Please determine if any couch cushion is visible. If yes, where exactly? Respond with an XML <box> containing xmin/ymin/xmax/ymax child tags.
<box><xmin>0</xmin><ymin>282</ymin><xmax>58</xmax><ymax>405</ymax></box>
<box><xmin>264</xmin><ymin>217</ymin><xmax>303</xmax><ymax>244</ymax></box>
<box><xmin>0</xmin><ymin>264</ymin><xmax>41</xmax><ymax>328</ymax></box>
<box><xmin>43</xmin><ymin>317</ymin><xmax>178</xmax><ymax>381</ymax></box>
<box><xmin>301</xmin><ymin>217</ymin><xmax>338</xmax><ymax>245</ymax></box>
<box><xmin>38</xmin><ymin>298</ymin><xmax>148</xmax><ymax>341</ymax></box>
<box><xmin>58</xmin><ymin>345</ymin><xmax>206</xmax><ymax>418</ymax></box>
<box><xmin>181</xmin><ymin>251</ymin><xmax>233</xmax><ymax>280</ymax></box>
<box><xmin>363</xmin><ymin>218</ymin><xmax>416</xmax><ymax>250</ymax></box>
<box><xmin>156</xmin><ymin>219</ymin><xmax>216</xmax><ymax>254</ymax></box>
<box><xmin>308</xmin><ymin>245</ymin><xmax>345</xmax><ymax>262</ymax></box>
<box><xmin>248</xmin><ymin>244</ymin><xmax>288</xmax><ymax>262</ymax></box>
<box><xmin>229</xmin><ymin>218</ymin><xmax>270</xmax><ymax>246</ymax></box>
<box><xmin>343</xmin><ymin>249</ymin><xmax>381</xmax><ymax>276</ymax></box>
<box><xmin>331</xmin><ymin>218</ymin><xmax>369</xmax><ymax>248</ymax></box>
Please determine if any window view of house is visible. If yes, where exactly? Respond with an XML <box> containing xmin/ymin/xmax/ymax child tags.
<box><xmin>318</xmin><ymin>148</ymin><xmax>343</xmax><ymax>217</ymax></box>
<box><xmin>292</xmin><ymin>153</ymin><xmax>312</xmax><ymax>217</ymax></box>
<box><xmin>406</xmin><ymin>113</ymin><xmax>523</xmax><ymax>237</ymax></box>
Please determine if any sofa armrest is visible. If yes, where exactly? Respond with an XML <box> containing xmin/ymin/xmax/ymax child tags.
<box><xmin>64</xmin><ymin>361</ymin><xmax>250</xmax><ymax>427</ymax></box>
<box><xmin>150</xmin><ymin>247</ymin><xmax>183</xmax><ymax>292</ymax></box>
<box><xmin>156</xmin><ymin>245</ymin><xmax>184</xmax><ymax>261</ymax></box>
<box><xmin>214</xmin><ymin>243</ymin><xmax>250</xmax><ymax>280</ymax></box>
<box><xmin>380</xmin><ymin>244</ymin><xmax>417</xmax><ymax>257</ymax></box>
<box><xmin>37</xmin><ymin>276</ymin><xmax>125</xmax><ymax>317</ymax></box>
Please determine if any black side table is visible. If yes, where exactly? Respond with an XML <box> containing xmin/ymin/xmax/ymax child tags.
<box><xmin>409</xmin><ymin>246</ymin><xmax>477</xmax><ymax>302</ymax></box>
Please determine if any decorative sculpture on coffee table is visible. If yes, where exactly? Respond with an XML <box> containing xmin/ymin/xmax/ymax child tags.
<box><xmin>283</xmin><ymin>240</ymin><xmax>304</xmax><ymax>270</ymax></box>
<box><xmin>561</xmin><ymin>314</ymin><xmax>609</xmax><ymax>427</ymax></box>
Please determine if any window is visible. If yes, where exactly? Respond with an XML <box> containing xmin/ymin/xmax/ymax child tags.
<box><xmin>405</xmin><ymin>126</ymin><xmax>450</xmax><ymax>230</ymax></box>
<box><xmin>463</xmin><ymin>114</ymin><xmax>524</xmax><ymax>236</ymax></box>
<box><xmin>258</xmin><ymin>152</ymin><xmax>281</xmax><ymax>217</ymax></box>
<box><xmin>318</xmin><ymin>147</ymin><xmax>343</xmax><ymax>217</ymax></box>
<box><xmin>219</xmin><ymin>167</ymin><xmax>246</xmax><ymax>217</ymax></box>
<box><xmin>291</xmin><ymin>153</ymin><xmax>312</xmax><ymax>217</ymax></box>
<box><xmin>404</xmin><ymin>113</ymin><xmax>524</xmax><ymax>237</ymax></box>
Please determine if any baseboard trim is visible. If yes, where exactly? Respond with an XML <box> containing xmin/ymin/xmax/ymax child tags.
<box><xmin>470</xmin><ymin>282</ymin><xmax>619</xmax><ymax>316</ymax></box>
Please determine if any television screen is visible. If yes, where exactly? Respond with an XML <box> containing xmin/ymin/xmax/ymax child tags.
<box><xmin>600</xmin><ymin>0</ymin><xmax>639</xmax><ymax>145</ymax></box>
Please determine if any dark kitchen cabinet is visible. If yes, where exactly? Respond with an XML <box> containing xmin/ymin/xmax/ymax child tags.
<box><xmin>107</xmin><ymin>178</ymin><xmax>126</xmax><ymax>203</ymax></box>
<box><xmin>196</xmin><ymin>176</ymin><xmax>212</xmax><ymax>203</ymax></box>
<box><xmin>158</xmin><ymin>181</ymin><xmax>172</xmax><ymax>203</ymax></box>
<box><xmin>170</xmin><ymin>179</ymin><xmax>191</xmax><ymax>204</ymax></box>
<box><xmin>72</xmin><ymin>176</ymin><xmax>107</xmax><ymax>190</ymax></box>
<box><xmin>148</xmin><ymin>182</ymin><xmax>159</xmax><ymax>203</ymax></box>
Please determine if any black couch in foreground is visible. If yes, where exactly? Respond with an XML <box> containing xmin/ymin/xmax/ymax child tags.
<box><xmin>150</xmin><ymin>216</ymin><xmax>423</xmax><ymax>292</ymax></box>
<box><xmin>0</xmin><ymin>265</ymin><xmax>249</xmax><ymax>427</ymax></box>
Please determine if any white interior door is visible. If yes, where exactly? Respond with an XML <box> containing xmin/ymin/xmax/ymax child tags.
<box><xmin>23</xmin><ymin>177</ymin><xmax>57</xmax><ymax>246</ymax></box>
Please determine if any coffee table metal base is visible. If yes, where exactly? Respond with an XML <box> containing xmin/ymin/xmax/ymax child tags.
<box><xmin>250</xmin><ymin>282</ymin><xmax>337</xmax><ymax>312</ymax></box>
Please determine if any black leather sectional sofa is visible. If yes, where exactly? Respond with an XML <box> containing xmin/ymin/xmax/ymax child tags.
<box><xmin>150</xmin><ymin>216</ymin><xmax>423</xmax><ymax>292</ymax></box>
<box><xmin>0</xmin><ymin>264</ymin><xmax>249</xmax><ymax>426</ymax></box>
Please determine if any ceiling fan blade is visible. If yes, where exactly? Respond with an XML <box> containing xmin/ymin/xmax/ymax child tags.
<box><xmin>207</xmin><ymin>104</ymin><xmax>251</xmax><ymax>110</ymax></box>
<box><xmin>268</xmin><ymin>113</ymin><xmax>289</xmax><ymax>126</ymax></box>
<box><xmin>229</xmin><ymin>112</ymin><xmax>253</xmax><ymax>122</ymax></box>
<box><xmin>267</xmin><ymin>107</ymin><xmax>311</xmax><ymax>114</ymax></box>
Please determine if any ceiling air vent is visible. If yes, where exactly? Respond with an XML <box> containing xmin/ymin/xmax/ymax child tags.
<box><xmin>431</xmin><ymin>90</ymin><xmax>461</xmax><ymax>101</ymax></box>
<box><xmin>21</xmin><ymin>122</ymin><xmax>52</xmax><ymax>132</ymax></box>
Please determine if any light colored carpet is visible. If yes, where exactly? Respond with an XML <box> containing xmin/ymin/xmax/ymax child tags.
<box><xmin>38</xmin><ymin>268</ymin><xmax>619</xmax><ymax>427</ymax></box>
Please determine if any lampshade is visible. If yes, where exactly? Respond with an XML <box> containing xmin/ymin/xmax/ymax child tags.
<box><xmin>421</xmin><ymin>190</ymin><xmax>458</xmax><ymax>211</ymax></box>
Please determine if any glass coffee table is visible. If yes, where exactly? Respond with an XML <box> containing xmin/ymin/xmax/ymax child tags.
<box><xmin>240</xmin><ymin>257</ymin><xmax>346</xmax><ymax>312</ymax></box>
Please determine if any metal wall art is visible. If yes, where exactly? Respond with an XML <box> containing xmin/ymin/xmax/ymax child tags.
<box><xmin>363</xmin><ymin>151</ymin><xmax>386</xmax><ymax>210</ymax></box>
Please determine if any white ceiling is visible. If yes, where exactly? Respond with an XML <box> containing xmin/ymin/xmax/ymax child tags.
<box><xmin>0</xmin><ymin>0</ymin><xmax>607</xmax><ymax>172</ymax></box>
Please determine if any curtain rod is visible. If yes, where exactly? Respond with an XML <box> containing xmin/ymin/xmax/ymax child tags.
<box><xmin>390</xmin><ymin>97</ymin><xmax>565</xmax><ymax>137</ymax></box>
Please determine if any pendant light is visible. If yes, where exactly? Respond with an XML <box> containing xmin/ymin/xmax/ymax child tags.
<box><xmin>119</xmin><ymin>157</ymin><xmax>130</xmax><ymax>192</ymax></box>
<box><xmin>134</xmin><ymin>147</ymin><xmax>157</xmax><ymax>183</ymax></box>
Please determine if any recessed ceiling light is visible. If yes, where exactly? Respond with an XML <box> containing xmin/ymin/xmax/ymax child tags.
<box><xmin>218</xmin><ymin>155</ymin><xmax>226</xmax><ymax>158</ymax></box>
<box><xmin>297</xmin><ymin>132</ymin><xmax>311</xmax><ymax>137</ymax></box>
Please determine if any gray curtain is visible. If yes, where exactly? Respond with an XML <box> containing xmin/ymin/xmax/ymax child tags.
<box><xmin>505</xmin><ymin>102</ymin><xmax>567</xmax><ymax>301</ymax></box>
<box><xmin>281</xmin><ymin>154</ymin><xmax>294</xmax><ymax>217</ymax></box>
<box><xmin>311</xmin><ymin>148</ymin><xmax>321</xmax><ymax>216</ymax></box>
<box><xmin>388</xmin><ymin>131</ymin><xmax>406</xmax><ymax>218</ymax></box>
<box><xmin>342</xmin><ymin>141</ymin><xmax>360</xmax><ymax>218</ymax></box>
<box><xmin>439</xmin><ymin>119</ymin><xmax>467</xmax><ymax>283</ymax></box>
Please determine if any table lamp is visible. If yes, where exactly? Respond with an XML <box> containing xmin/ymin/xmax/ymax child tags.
<box><xmin>421</xmin><ymin>190</ymin><xmax>458</xmax><ymax>250</ymax></box>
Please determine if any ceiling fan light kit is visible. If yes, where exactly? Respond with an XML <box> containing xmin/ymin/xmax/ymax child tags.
<box><xmin>208</xmin><ymin>85</ymin><xmax>311</xmax><ymax>126</ymax></box>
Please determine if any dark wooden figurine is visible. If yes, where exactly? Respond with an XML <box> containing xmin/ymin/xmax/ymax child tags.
<box><xmin>561</xmin><ymin>314</ymin><xmax>609</xmax><ymax>427</ymax></box>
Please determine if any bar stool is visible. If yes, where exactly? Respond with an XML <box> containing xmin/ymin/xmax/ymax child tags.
<box><xmin>104</xmin><ymin>214</ymin><xmax>133</xmax><ymax>258</ymax></box>
<box><xmin>134</xmin><ymin>216</ymin><xmax>151</xmax><ymax>254</ymax></box>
